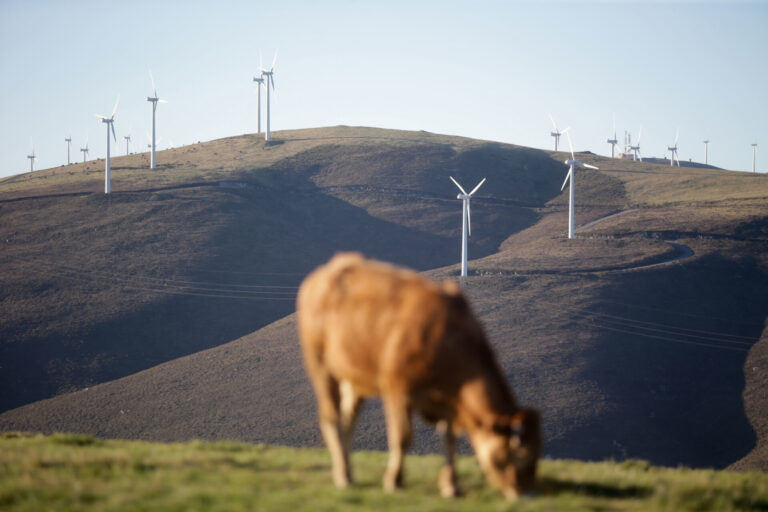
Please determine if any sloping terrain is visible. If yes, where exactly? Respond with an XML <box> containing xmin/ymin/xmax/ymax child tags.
<box><xmin>1</xmin><ymin>126</ymin><xmax>767</xmax><ymax>470</ymax></box>
<box><xmin>0</xmin><ymin>127</ymin><xmax>562</xmax><ymax>412</ymax></box>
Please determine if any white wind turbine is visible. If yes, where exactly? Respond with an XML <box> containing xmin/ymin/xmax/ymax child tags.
<box><xmin>26</xmin><ymin>140</ymin><xmax>36</xmax><ymax>172</ymax></box>
<box><xmin>752</xmin><ymin>142</ymin><xmax>758</xmax><ymax>173</ymax></box>
<box><xmin>96</xmin><ymin>95</ymin><xmax>119</xmax><ymax>194</ymax></box>
<box><xmin>65</xmin><ymin>135</ymin><xmax>72</xmax><ymax>165</ymax></box>
<box><xmin>124</xmin><ymin>134</ymin><xmax>132</xmax><ymax>155</ymax></box>
<box><xmin>703</xmin><ymin>138</ymin><xmax>710</xmax><ymax>165</ymax></box>
<box><xmin>80</xmin><ymin>136</ymin><xmax>89</xmax><ymax>163</ymax></box>
<box><xmin>449</xmin><ymin>176</ymin><xmax>486</xmax><ymax>277</ymax></box>
<box><xmin>147</xmin><ymin>71</ymin><xmax>167</xmax><ymax>169</ymax></box>
<box><xmin>549</xmin><ymin>114</ymin><xmax>569</xmax><ymax>152</ymax></box>
<box><xmin>260</xmin><ymin>50</ymin><xmax>277</xmax><ymax>141</ymax></box>
<box><xmin>561</xmin><ymin>132</ymin><xmax>599</xmax><ymax>239</ymax></box>
<box><xmin>667</xmin><ymin>129</ymin><xmax>680</xmax><ymax>167</ymax></box>
<box><xmin>629</xmin><ymin>127</ymin><xmax>643</xmax><ymax>161</ymax></box>
<box><xmin>606</xmin><ymin>114</ymin><xmax>618</xmax><ymax>158</ymax></box>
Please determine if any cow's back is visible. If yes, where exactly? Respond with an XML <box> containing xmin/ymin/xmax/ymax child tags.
<box><xmin>297</xmin><ymin>252</ymin><xmax>470</xmax><ymax>397</ymax></box>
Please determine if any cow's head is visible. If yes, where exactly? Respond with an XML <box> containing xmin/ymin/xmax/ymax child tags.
<box><xmin>475</xmin><ymin>408</ymin><xmax>542</xmax><ymax>500</ymax></box>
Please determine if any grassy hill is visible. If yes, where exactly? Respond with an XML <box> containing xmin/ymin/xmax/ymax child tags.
<box><xmin>1</xmin><ymin>126</ymin><xmax>768</xmax><ymax>472</ymax></box>
<box><xmin>2</xmin><ymin>433</ymin><xmax>767</xmax><ymax>511</ymax></box>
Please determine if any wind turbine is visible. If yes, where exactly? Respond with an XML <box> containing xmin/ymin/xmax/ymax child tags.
<box><xmin>606</xmin><ymin>114</ymin><xmax>618</xmax><ymax>158</ymax></box>
<box><xmin>703</xmin><ymin>139</ymin><xmax>710</xmax><ymax>165</ymax></box>
<box><xmin>80</xmin><ymin>136</ymin><xmax>89</xmax><ymax>163</ymax></box>
<box><xmin>124</xmin><ymin>134</ymin><xmax>132</xmax><ymax>155</ymax></box>
<box><xmin>629</xmin><ymin>127</ymin><xmax>643</xmax><ymax>161</ymax></box>
<box><xmin>667</xmin><ymin>129</ymin><xmax>680</xmax><ymax>167</ymax></box>
<box><xmin>549</xmin><ymin>114</ymin><xmax>569</xmax><ymax>152</ymax></box>
<box><xmin>253</xmin><ymin>68</ymin><xmax>265</xmax><ymax>134</ymax></box>
<box><xmin>752</xmin><ymin>142</ymin><xmax>758</xmax><ymax>173</ymax></box>
<box><xmin>561</xmin><ymin>132</ymin><xmax>599</xmax><ymax>239</ymax></box>
<box><xmin>96</xmin><ymin>95</ymin><xmax>119</xmax><ymax>194</ymax></box>
<box><xmin>260</xmin><ymin>50</ymin><xmax>277</xmax><ymax>141</ymax></box>
<box><xmin>449</xmin><ymin>176</ymin><xmax>486</xmax><ymax>277</ymax></box>
<box><xmin>65</xmin><ymin>135</ymin><xmax>72</xmax><ymax>165</ymax></box>
<box><xmin>147</xmin><ymin>70</ymin><xmax>167</xmax><ymax>169</ymax></box>
<box><xmin>26</xmin><ymin>141</ymin><xmax>36</xmax><ymax>172</ymax></box>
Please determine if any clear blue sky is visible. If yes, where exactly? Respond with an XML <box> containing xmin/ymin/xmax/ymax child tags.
<box><xmin>1</xmin><ymin>0</ymin><xmax>766</xmax><ymax>178</ymax></box>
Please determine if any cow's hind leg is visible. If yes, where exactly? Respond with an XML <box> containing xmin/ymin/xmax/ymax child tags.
<box><xmin>311</xmin><ymin>371</ymin><xmax>351</xmax><ymax>488</ymax></box>
<box><xmin>338</xmin><ymin>380</ymin><xmax>364</xmax><ymax>483</ymax></box>
<box><xmin>382</xmin><ymin>392</ymin><xmax>412</xmax><ymax>492</ymax></box>
<box><xmin>437</xmin><ymin>420</ymin><xmax>461</xmax><ymax>498</ymax></box>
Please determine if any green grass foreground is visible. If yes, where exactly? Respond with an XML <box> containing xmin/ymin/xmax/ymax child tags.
<box><xmin>1</xmin><ymin>432</ymin><xmax>767</xmax><ymax>511</ymax></box>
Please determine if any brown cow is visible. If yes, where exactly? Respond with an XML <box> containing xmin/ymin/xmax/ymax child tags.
<box><xmin>297</xmin><ymin>252</ymin><xmax>541</xmax><ymax>499</ymax></box>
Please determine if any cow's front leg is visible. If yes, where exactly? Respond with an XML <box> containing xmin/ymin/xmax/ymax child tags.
<box><xmin>382</xmin><ymin>393</ymin><xmax>412</xmax><ymax>492</ymax></box>
<box><xmin>437</xmin><ymin>420</ymin><xmax>461</xmax><ymax>498</ymax></box>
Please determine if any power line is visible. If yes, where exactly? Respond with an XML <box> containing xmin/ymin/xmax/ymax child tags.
<box><xmin>576</xmin><ymin>310</ymin><xmax>756</xmax><ymax>344</ymax></box>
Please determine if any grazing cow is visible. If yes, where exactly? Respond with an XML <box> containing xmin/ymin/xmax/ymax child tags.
<box><xmin>297</xmin><ymin>253</ymin><xmax>541</xmax><ymax>499</ymax></box>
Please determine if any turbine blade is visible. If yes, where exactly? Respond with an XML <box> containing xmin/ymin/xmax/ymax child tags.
<box><xmin>159</xmin><ymin>99</ymin><xmax>168</xmax><ymax>103</ymax></box>
<box><xmin>566</xmin><ymin>131</ymin><xmax>575</xmax><ymax>161</ymax></box>
<box><xmin>112</xmin><ymin>95</ymin><xmax>120</xmax><ymax>117</ymax></box>
<box><xmin>674</xmin><ymin>128</ymin><xmax>679</xmax><ymax>145</ymax></box>
<box><xmin>271</xmin><ymin>49</ymin><xmax>278</xmax><ymax>70</ymax></box>
<box><xmin>150</xmin><ymin>70</ymin><xmax>157</xmax><ymax>97</ymax></box>
<box><xmin>469</xmin><ymin>177</ymin><xmax>486</xmax><ymax>196</ymax></box>
<box><xmin>637</xmin><ymin>126</ymin><xmax>643</xmax><ymax>144</ymax></box>
<box><xmin>582</xmin><ymin>163</ymin><xmax>599</xmax><ymax>170</ymax></box>
<box><xmin>449</xmin><ymin>176</ymin><xmax>468</xmax><ymax>195</ymax></box>
<box><xmin>270</xmin><ymin>74</ymin><xmax>275</xmax><ymax>89</ymax></box>
<box><xmin>561</xmin><ymin>168</ymin><xmax>572</xmax><ymax>191</ymax></box>
<box><xmin>95</xmin><ymin>114</ymin><xmax>107</xmax><ymax>120</ymax></box>
<box><xmin>549</xmin><ymin>113</ymin><xmax>558</xmax><ymax>131</ymax></box>
<box><xmin>111</xmin><ymin>122</ymin><xmax>117</xmax><ymax>142</ymax></box>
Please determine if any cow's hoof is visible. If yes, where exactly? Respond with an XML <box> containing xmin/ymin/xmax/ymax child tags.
<box><xmin>333</xmin><ymin>472</ymin><xmax>351</xmax><ymax>489</ymax></box>
<box><xmin>382</xmin><ymin>475</ymin><xmax>403</xmax><ymax>493</ymax></box>
<box><xmin>438</xmin><ymin>467</ymin><xmax>461</xmax><ymax>498</ymax></box>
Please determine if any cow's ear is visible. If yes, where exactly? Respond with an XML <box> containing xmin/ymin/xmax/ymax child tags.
<box><xmin>441</xmin><ymin>279</ymin><xmax>461</xmax><ymax>296</ymax></box>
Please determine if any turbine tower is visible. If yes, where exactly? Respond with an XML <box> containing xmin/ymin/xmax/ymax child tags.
<box><xmin>65</xmin><ymin>135</ymin><xmax>72</xmax><ymax>165</ymax></box>
<box><xmin>561</xmin><ymin>132</ymin><xmax>599</xmax><ymax>239</ymax></box>
<box><xmin>606</xmin><ymin>114</ymin><xmax>618</xmax><ymax>158</ymax></box>
<box><xmin>96</xmin><ymin>96</ymin><xmax>119</xmax><ymax>194</ymax></box>
<box><xmin>80</xmin><ymin>137</ymin><xmax>89</xmax><ymax>163</ymax></box>
<box><xmin>667</xmin><ymin>129</ymin><xmax>680</xmax><ymax>167</ymax></box>
<box><xmin>629</xmin><ymin>127</ymin><xmax>643</xmax><ymax>161</ymax></box>
<box><xmin>26</xmin><ymin>141</ymin><xmax>36</xmax><ymax>172</ymax></box>
<box><xmin>549</xmin><ymin>114</ymin><xmax>569</xmax><ymax>152</ymax></box>
<box><xmin>703</xmin><ymin>139</ymin><xmax>710</xmax><ymax>165</ymax></box>
<box><xmin>752</xmin><ymin>142</ymin><xmax>758</xmax><ymax>173</ymax></box>
<box><xmin>147</xmin><ymin>71</ymin><xmax>167</xmax><ymax>169</ymax></box>
<box><xmin>449</xmin><ymin>176</ymin><xmax>486</xmax><ymax>277</ymax></box>
<box><xmin>260</xmin><ymin>50</ymin><xmax>277</xmax><ymax>141</ymax></box>
<box><xmin>124</xmin><ymin>134</ymin><xmax>132</xmax><ymax>155</ymax></box>
<box><xmin>253</xmin><ymin>69</ymin><xmax>265</xmax><ymax>134</ymax></box>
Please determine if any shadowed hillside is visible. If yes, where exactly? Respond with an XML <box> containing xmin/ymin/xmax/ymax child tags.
<box><xmin>0</xmin><ymin>127</ymin><xmax>563</xmax><ymax>413</ymax></box>
<box><xmin>1</xmin><ymin>126</ymin><xmax>768</xmax><ymax>470</ymax></box>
